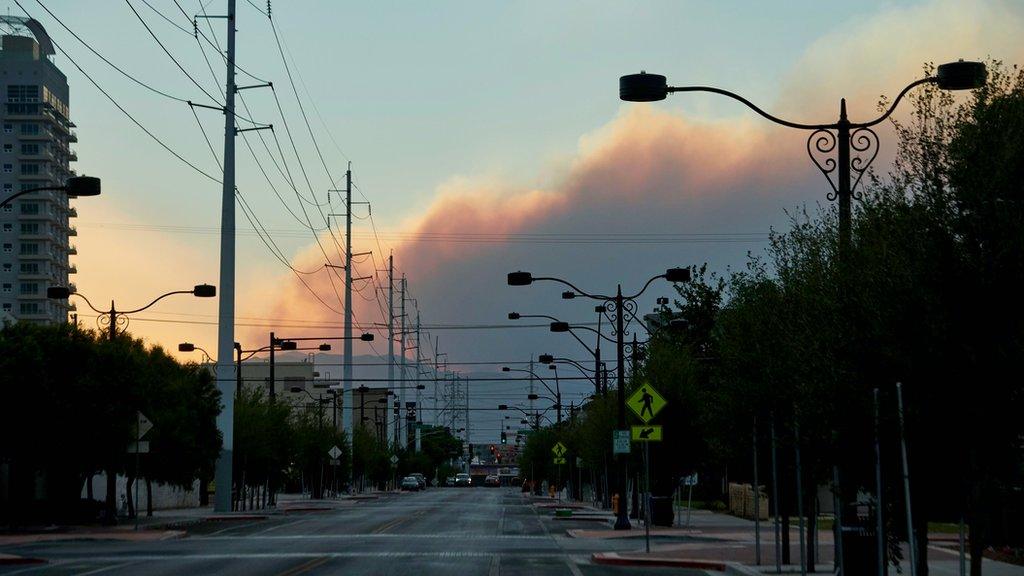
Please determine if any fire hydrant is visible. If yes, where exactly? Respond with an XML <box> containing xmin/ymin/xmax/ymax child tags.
<box><xmin>612</xmin><ymin>494</ymin><xmax>620</xmax><ymax>515</ymax></box>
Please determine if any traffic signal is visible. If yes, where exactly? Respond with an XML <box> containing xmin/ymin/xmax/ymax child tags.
<box><xmin>500</xmin><ymin>432</ymin><xmax>507</xmax><ymax>444</ymax></box>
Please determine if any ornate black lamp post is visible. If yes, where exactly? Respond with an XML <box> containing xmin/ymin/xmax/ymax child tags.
<box><xmin>619</xmin><ymin>61</ymin><xmax>986</xmax><ymax>254</ymax></box>
<box><xmin>47</xmin><ymin>284</ymin><xmax>215</xmax><ymax>341</ymax></box>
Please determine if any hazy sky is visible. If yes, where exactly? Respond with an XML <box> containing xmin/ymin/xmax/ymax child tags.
<box><xmin>8</xmin><ymin>0</ymin><xmax>1021</xmax><ymax>439</ymax></box>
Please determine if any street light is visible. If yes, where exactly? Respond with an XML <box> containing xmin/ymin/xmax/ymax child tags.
<box><xmin>0</xmin><ymin>175</ymin><xmax>101</xmax><ymax>209</ymax></box>
<box><xmin>47</xmin><ymin>284</ymin><xmax>215</xmax><ymax>341</ymax></box>
<box><xmin>619</xmin><ymin>63</ymin><xmax>986</xmax><ymax>254</ymax></box>
<box><xmin>178</xmin><ymin>342</ymin><xmax>213</xmax><ymax>363</ymax></box>
<box><xmin>507</xmin><ymin>268</ymin><xmax>689</xmax><ymax>530</ymax></box>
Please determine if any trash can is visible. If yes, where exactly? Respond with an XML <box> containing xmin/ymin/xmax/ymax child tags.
<box><xmin>649</xmin><ymin>496</ymin><xmax>675</xmax><ymax>527</ymax></box>
<box><xmin>840</xmin><ymin>501</ymin><xmax>878</xmax><ymax>575</ymax></box>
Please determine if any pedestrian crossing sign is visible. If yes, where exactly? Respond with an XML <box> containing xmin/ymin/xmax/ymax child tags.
<box><xmin>626</xmin><ymin>383</ymin><xmax>667</xmax><ymax>423</ymax></box>
<box><xmin>551</xmin><ymin>442</ymin><xmax>567</xmax><ymax>458</ymax></box>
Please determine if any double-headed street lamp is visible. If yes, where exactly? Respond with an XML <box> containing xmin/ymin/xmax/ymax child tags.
<box><xmin>0</xmin><ymin>175</ymin><xmax>100</xmax><ymax>209</ymax></box>
<box><xmin>509</xmin><ymin>312</ymin><xmax>609</xmax><ymax>395</ymax></box>
<box><xmin>619</xmin><ymin>61</ymin><xmax>986</xmax><ymax>255</ymax></box>
<box><xmin>508</xmin><ymin>267</ymin><xmax>690</xmax><ymax>530</ymax></box>
<box><xmin>502</xmin><ymin>365</ymin><xmax>562</xmax><ymax>425</ymax></box>
<box><xmin>48</xmin><ymin>283</ymin><xmax>216</xmax><ymax>341</ymax></box>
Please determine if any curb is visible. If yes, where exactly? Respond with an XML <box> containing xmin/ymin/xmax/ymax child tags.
<box><xmin>0</xmin><ymin>554</ymin><xmax>47</xmax><ymax>566</ymax></box>
<box><xmin>204</xmin><ymin>514</ymin><xmax>268</xmax><ymax>521</ymax></box>
<box><xmin>592</xmin><ymin>552</ymin><xmax>728</xmax><ymax>571</ymax></box>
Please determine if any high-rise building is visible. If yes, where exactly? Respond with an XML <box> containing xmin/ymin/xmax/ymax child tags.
<box><xmin>0</xmin><ymin>18</ymin><xmax>76</xmax><ymax>325</ymax></box>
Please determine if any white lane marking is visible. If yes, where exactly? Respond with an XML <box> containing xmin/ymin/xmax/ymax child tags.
<box><xmin>206</xmin><ymin>520</ymin><xmax>267</xmax><ymax>536</ymax></box>
<box><xmin>564</xmin><ymin>559</ymin><xmax>585</xmax><ymax>576</ymax></box>
<box><xmin>487</xmin><ymin>554</ymin><xmax>500</xmax><ymax>576</ymax></box>
<box><xmin>75</xmin><ymin>561</ymin><xmax>136</xmax><ymax>575</ymax></box>
<box><xmin>39</xmin><ymin>551</ymin><xmax>572</xmax><ymax>561</ymax></box>
<box><xmin>255</xmin><ymin>518</ymin><xmax>309</xmax><ymax>535</ymax></box>
<box><xmin>192</xmin><ymin>533</ymin><xmax>550</xmax><ymax>540</ymax></box>
<box><xmin>0</xmin><ymin>561</ymin><xmax>67</xmax><ymax>575</ymax></box>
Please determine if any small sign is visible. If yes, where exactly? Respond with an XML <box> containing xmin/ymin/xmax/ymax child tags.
<box><xmin>390</xmin><ymin>454</ymin><xmax>399</xmax><ymax>465</ymax></box>
<box><xmin>136</xmin><ymin>412</ymin><xmax>153</xmax><ymax>439</ymax></box>
<box><xmin>328</xmin><ymin>446</ymin><xmax>342</xmax><ymax>459</ymax></box>
<box><xmin>683</xmin><ymin>473</ymin><xmax>699</xmax><ymax>486</ymax></box>
<box><xmin>551</xmin><ymin>442</ymin><xmax>568</xmax><ymax>458</ymax></box>
<box><xmin>329</xmin><ymin>458</ymin><xmax>341</xmax><ymax>466</ymax></box>
<box><xmin>613</xmin><ymin>430</ymin><xmax>631</xmax><ymax>454</ymax></box>
<box><xmin>631</xmin><ymin>425</ymin><xmax>663</xmax><ymax>442</ymax></box>
<box><xmin>626</xmin><ymin>383</ymin><xmax>667</xmax><ymax>423</ymax></box>
<box><xmin>127</xmin><ymin>441</ymin><xmax>150</xmax><ymax>454</ymax></box>
<box><xmin>553</xmin><ymin>457</ymin><xmax>566</xmax><ymax>465</ymax></box>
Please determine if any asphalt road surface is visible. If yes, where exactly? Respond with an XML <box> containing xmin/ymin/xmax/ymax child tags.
<box><xmin>0</xmin><ymin>488</ymin><xmax>711</xmax><ymax>575</ymax></box>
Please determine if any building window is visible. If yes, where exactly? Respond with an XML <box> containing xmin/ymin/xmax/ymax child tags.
<box><xmin>7</xmin><ymin>85</ymin><xmax>40</xmax><ymax>103</ymax></box>
<box><xmin>19</xmin><ymin>302</ymin><xmax>40</xmax><ymax>315</ymax></box>
<box><xmin>19</xmin><ymin>243</ymin><xmax>39</xmax><ymax>256</ymax></box>
<box><xmin>2</xmin><ymin>283</ymin><xmax>10</xmax><ymax>293</ymax></box>
<box><xmin>2</xmin><ymin>144</ymin><xmax>10</xmax><ymax>153</ymax></box>
<box><xmin>20</xmin><ymin>143</ymin><xmax>39</xmax><ymax>155</ymax></box>
<box><xmin>2</xmin><ymin>204</ymin><xmax>10</xmax><ymax>212</ymax></box>
<box><xmin>20</xmin><ymin>163</ymin><xmax>40</xmax><ymax>175</ymax></box>
<box><xmin>2</xmin><ymin>223</ymin><xmax>11</xmax><ymax>232</ymax></box>
<box><xmin>19</xmin><ymin>282</ymin><xmax>38</xmax><ymax>295</ymax></box>
<box><xmin>2</xmin><ymin>243</ymin><xmax>10</xmax><ymax>253</ymax></box>
<box><xmin>3</xmin><ymin>164</ymin><xmax>11</xmax><ymax>173</ymax></box>
<box><xmin>20</xmin><ymin>222</ymin><xmax>40</xmax><ymax>235</ymax></box>
<box><xmin>3</xmin><ymin>123</ymin><xmax>11</xmax><ymax>134</ymax></box>
<box><xmin>19</xmin><ymin>262</ymin><xmax>38</xmax><ymax>274</ymax></box>
<box><xmin>2</xmin><ymin>303</ymin><xmax>11</xmax><ymax>312</ymax></box>
<box><xmin>20</xmin><ymin>123</ymin><xmax>40</xmax><ymax>135</ymax></box>
<box><xmin>2</xmin><ymin>263</ymin><xmax>11</xmax><ymax>273</ymax></box>
<box><xmin>19</xmin><ymin>202</ymin><xmax>39</xmax><ymax>215</ymax></box>
<box><xmin>3</xmin><ymin>183</ymin><xmax>11</xmax><ymax>192</ymax></box>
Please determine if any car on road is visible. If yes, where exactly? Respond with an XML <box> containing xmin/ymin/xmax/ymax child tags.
<box><xmin>454</xmin><ymin>473</ymin><xmax>472</xmax><ymax>487</ymax></box>
<box><xmin>410</xmin><ymin>473</ymin><xmax>427</xmax><ymax>489</ymax></box>
<box><xmin>484</xmin><ymin>475</ymin><xmax>500</xmax><ymax>487</ymax></box>
<box><xmin>446</xmin><ymin>476</ymin><xmax>456</xmax><ymax>487</ymax></box>
<box><xmin>400</xmin><ymin>476</ymin><xmax>421</xmax><ymax>491</ymax></box>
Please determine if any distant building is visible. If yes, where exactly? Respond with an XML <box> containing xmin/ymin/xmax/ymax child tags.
<box><xmin>0</xmin><ymin>17</ymin><xmax>77</xmax><ymax>325</ymax></box>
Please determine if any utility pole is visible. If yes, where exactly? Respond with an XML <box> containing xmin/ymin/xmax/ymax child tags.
<box><xmin>342</xmin><ymin>164</ymin><xmax>354</xmax><ymax>489</ymax></box>
<box><xmin>399</xmin><ymin>275</ymin><xmax>407</xmax><ymax>448</ymax></box>
<box><xmin>213</xmin><ymin>0</ymin><xmax>237</xmax><ymax>514</ymax></box>
<box><xmin>433</xmin><ymin>337</ymin><xmax>440</xmax><ymax>426</ymax></box>
<box><xmin>529</xmin><ymin>357</ymin><xmax>535</xmax><ymax>425</ymax></box>
<box><xmin>386</xmin><ymin>252</ymin><xmax>394</xmax><ymax>448</ymax></box>
<box><xmin>268</xmin><ymin>331</ymin><xmax>276</xmax><ymax>399</ymax></box>
<box><xmin>415</xmin><ymin>311</ymin><xmax>422</xmax><ymax>429</ymax></box>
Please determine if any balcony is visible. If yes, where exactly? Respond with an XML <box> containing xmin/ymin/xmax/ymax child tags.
<box><xmin>69</xmin><ymin>151</ymin><xmax>78</xmax><ymax>162</ymax></box>
<box><xmin>68</xmin><ymin>226</ymin><xmax>77</xmax><ymax>237</ymax></box>
<box><xmin>68</xmin><ymin>245</ymin><xmax>77</xmax><ymax>255</ymax></box>
<box><xmin>68</xmin><ymin>264</ymin><xmax>77</xmax><ymax>274</ymax></box>
<box><xmin>67</xmin><ymin>207</ymin><xmax>77</xmax><ymax>218</ymax></box>
<box><xmin>68</xmin><ymin>131</ymin><xmax>78</xmax><ymax>143</ymax></box>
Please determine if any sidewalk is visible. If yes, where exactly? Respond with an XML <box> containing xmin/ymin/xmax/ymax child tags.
<box><xmin>542</xmin><ymin>501</ymin><xmax>1024</xmax><ymax>575</ymax></box>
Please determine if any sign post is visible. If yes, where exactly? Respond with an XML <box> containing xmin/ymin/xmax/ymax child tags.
<box><xmin>552</xmin><ymin>442</ymin><xmax>568</xmax><ymax>501</ymax></box>
<box><xmin>626</xmin><ymin>382</ymin><xmax>668</xmax><ymax>553</ymax></box>
<box><xmin>133</xmin><ymin>412</ymin><xmax>152</xmax><ymax>531</ymax></box>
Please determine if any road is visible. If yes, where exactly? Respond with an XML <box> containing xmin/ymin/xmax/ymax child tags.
<box><xmin>0</xmin><ymin>488</ymin><xmax>710</xmax><ymax>575</ymax></box>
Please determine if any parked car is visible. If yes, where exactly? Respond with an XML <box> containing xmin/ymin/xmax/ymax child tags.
<box><xmin>454</xmin><ymin>472</ymin><xmax>472</xmax><ymax>487</ymax></box>
<box><xmin>410</xmin><ymin>473</ymin><xmax>427</xmax><ymax>489</ymax></box>
<box><xmin>484</xmin><ymin>475</ymin><xmax>501</xmax><ymax>487</ymax></box>
<box><xmin>400</xmin><ymin>476</ymin><xmax>421</xmax><ymax>491</ymax></box>
<box><xmin>446</xmin><ymin>476</ymin><xmax>456</xmax><ymax>487</ymax></box>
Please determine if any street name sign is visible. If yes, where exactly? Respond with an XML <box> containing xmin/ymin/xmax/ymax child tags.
<box><xmin>627</xmin><ymin>383</ymin><xmax>667</xmax><ymax>423</ymax></box>
<box><xmin>328</xmin><ymin>446</ymin><xmax>342</xmax><ymax>459</ymax></box>
<box><xmin>551</xmin><ymin>442</ymin><xmax>567</xmax><ymax>458</ymax></box>
<box><xmin>329</xmin><ymin>458</ymin><xmax>341</xmax><ymax>466</ymax></box>
<box><xmin>631</xmin><ymin>425</ymin><xmax>663</xmax><ymax>442</ymax></box>
<box><xmin>613</xmin><ymin>430</ymin><xmax>631</xmax><ymax>454</ymax></box>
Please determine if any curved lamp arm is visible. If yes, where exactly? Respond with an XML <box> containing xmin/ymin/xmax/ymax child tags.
<box><xmin>625</xmin><ymin>272</ymin><xmax>669</xmax><ymax>300</ymax></box>
<box><xmin>67</xmin><ymin>292</ymin><xmax>104</xmax><ymax>315</ymax></box>
<box><xmin>855</xmin><ymin>77</ymin><xmax>935</xmax><ymax>128</ymax></box>
<box><xmin>121</xmin><ymin>289</ymin><xmax>196</xmax><ymax>315</ymax></box>
<box><xmin>568</xmin><ymin>324</ymin><xmax>617</xmax><ymax>346</ymax></box>
<box><xmin>504</xmin><ymin>367</ymin><xmax>557</xmax><ymax>397</ymax></box>
<box><xmin>668</xmin><ymin>86</ymin><xmax>834</xmax><ymax>130</ymax></box>
<box><xmin>532</xmin><ymin>276</ymin><xmax>612</xmax><ymax>301</ymax></box>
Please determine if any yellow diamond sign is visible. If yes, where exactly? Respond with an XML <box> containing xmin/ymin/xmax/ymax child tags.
<box><xmin>627</xmin><ymin>383</ymin><xmax>667</xmax><ymax>423</ymax></box>
<box><xmin>551</xmin><ymin>442</ymin><xmax>568</xmax><ymax>458</ymax></box>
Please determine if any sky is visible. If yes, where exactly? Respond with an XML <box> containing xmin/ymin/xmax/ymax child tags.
<box><xmin>6</xmin><ymin>0</ymin><xmax>1022</xmax><ymax>441</ymax></box>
